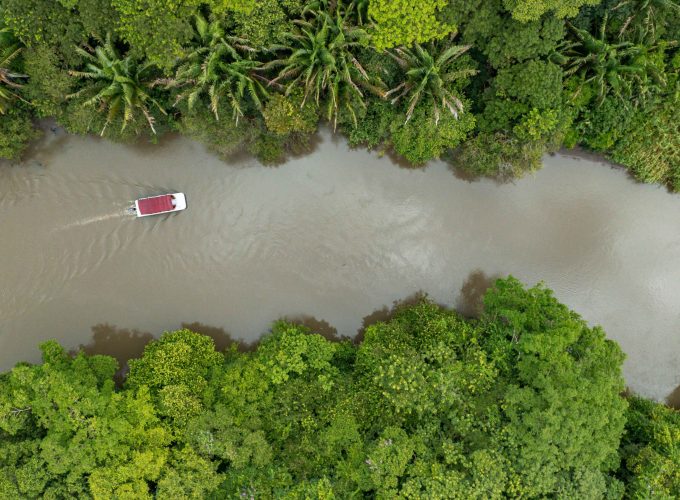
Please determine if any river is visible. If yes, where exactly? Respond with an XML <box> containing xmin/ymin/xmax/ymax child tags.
<box><xmin>1</xmin><ymin>128</ymin><xmax>679</xmax><ymax>402</ymax></box>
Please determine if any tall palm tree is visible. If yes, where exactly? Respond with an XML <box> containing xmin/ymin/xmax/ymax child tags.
<box><xmin>68</xmin><ymin>35</ymin><xmax>165</xmax><ymax>135</ymax></box>
<box><xmin>0</xmin><ymin>28</ymin><xmax>28</xmax><ymax>115</ymax></box>
<box><xmin>558</xmin><ymin>15</ymin><xmax>674</xmax><ymax>106</ymax></box>
<box><xmin>385</xmin><ymin>40</ymin><xmax>476</xmax><ymax>125</ymax></box>
<box><xmin>612</xmin><ymin>0</ymin><xmax>680</xmax><ymax>39</ymax></box>
<box><xmin>161</xmin><ymin>14</ymin><xmax>267</xmax><ymax>123</ymax></box>
<box><xmin>264</xmin><ymin>2</ymin><xmax>382</xmax><ymax>129</ymax></box>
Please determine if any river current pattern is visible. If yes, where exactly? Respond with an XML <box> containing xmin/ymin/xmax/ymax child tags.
<box><xmin>1</xmin><ymin>129</ymin><xmax>679</xmax><ymax>401</ymax></box>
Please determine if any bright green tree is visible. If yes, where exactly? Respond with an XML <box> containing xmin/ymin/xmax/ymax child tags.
<box><xmin>503</xmin><ymin>0</ymin><xmax>601</xmax><ymax>22</ymax></box>
<box><xmin>481</xmin><ymin>277</ymin><xmax>628</xmax><ymax>497</ymax></box>
<box><xmin>126</xmin><ymin>328</ymin><xmax>222</xmax><ymax>396</ymax></box>
<box><xmin>368</xmin><ymin>0</ymin><xmax>455</xmax><ymax>50</ymax></box>
<box><xmin>618</xmin><ymin>397</ymin><xmax>680</xmax><ymax>497</ymax></box>
<box><xmin>0</xmin><ymin>342</ymin><xmax>171</xmax><ymax>498</ymax></box>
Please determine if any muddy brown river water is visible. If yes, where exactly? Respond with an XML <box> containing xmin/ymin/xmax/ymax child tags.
<box><xmin>1</xmin><ymin>129</ymin><xmax>679</xmax><ymax>402</ymax></box>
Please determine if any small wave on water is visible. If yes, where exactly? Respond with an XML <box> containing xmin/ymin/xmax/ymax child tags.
<box><xmin>50</xmin><ymin>209</ymin><xmax>131</xmax><ymax>233</ymax></box>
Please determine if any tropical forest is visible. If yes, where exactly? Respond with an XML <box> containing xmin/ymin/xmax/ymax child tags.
<box><xmin>0</xmin><ymin>0</ymin><xmax>679</xmax><ymax>498</ymax></box>
<box><xmin>0</xmin><ymin>0</ymin><xmax>678</xmax><ymax>186</ymax></box>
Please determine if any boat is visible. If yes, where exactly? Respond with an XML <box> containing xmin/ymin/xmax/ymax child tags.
<box><xmin>131</xmin><ymin>193</ymin><xmax>187</xmax><ymax>217</ymax></box>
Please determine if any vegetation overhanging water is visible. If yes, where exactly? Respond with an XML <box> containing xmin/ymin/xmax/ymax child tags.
<box><xmin>1</xmin><ymin>0</ymin><xmax>679</xmax><ymax>496</ymax></box>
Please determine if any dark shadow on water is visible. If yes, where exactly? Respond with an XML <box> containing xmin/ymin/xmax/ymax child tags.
<box><xmin>283</xmin><ymin>314</ymin><xmax>348</xmax><ymax>342</ymax></box>
<box><xmin>121</xmin><ymin>131</ymin><xmax>182</xmax><ymax>157</ymax></box>
<box><xmin>356</xmin><ymin>292</ymin><xmax>429</xmax><ymax>343</ymax></box>
<box><xmin>455</xmin><ymin>270</ymin><xmax>502</xmax><ymax>319</ymax></box>
<box><xmin>444</xmin><ymin>149</ymin><xmax>519</xmax><ymax>186</ymax></box>
<box><xmin>666</xmin><ymin>384</ymin><xmax>680</xmax><ymax>409</ymax></box>
<box><xmin>11</xmin><ymin>120</ymin><xmax>67</xmax><ymax>166</ymax></box>
<box><xmin>552</xmin><ymin>147</ymin><xmax>675</xmax><ymax>193</ymax></box>
<box><xmin>75</xmin><ymin>323</ymin><xmax>154</xmax><ymax>383</ymax></box>
<box><xmin>75</xmin><ymin>322</ymin><xmax>256</xmax><ymax>383</ymax></box>
<box><xmin>384</xmin><ymin>147</ymin><xmax>427</xmax><ymax>170</ymax></box>
<box><xmin>556</xmin><ymin>146</ymin><xmax>615</xmax><ymax>165</ymax></box>
<box><xmin>180</xmin><ymin>321</ymin><xmax>257</xmax><ymax>352</ymax></box>
<box><xmin>289</xmin><ymin>132</ymin><xmax>323</xmax><ymax>159</ymax></box>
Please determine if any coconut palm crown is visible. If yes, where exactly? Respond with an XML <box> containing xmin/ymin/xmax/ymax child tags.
<box><xmin>386</xmin><ymin>38</ymin><xmax>477</xmax><ymax>125</ymax></box>
<box><xmin>68</xmin><ymin>34</ymin><xmax>165</xmax><ymax>135</ymax></box>
<box><xmin>556</xmin><ymin>15</ymin><xmax>676</xmax><ymax>107</ymax></box>
<box><xmin>264</xmin><ymin>1</ymin><xmax>383</xmax><ymax>129</ymax></box>
<box><xmin>161</xmin><ymin>14</ymin><xmax>267</xmax><ymax>123</ymax></box>
<box><xmin>612</xmin><ymin>0</ymin><xmax>680</xmax><ymax>40</ymax></box>
<box><xmin>0</xmin><ymin>28</ymin><xmax>28</xmax><ymax>115</ymax></box>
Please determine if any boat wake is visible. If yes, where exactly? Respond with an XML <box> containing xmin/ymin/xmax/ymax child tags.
<box><xmin>51</xmin><ymin>210</ymin><xmax>128</xmax><ymax>233</ymax></box>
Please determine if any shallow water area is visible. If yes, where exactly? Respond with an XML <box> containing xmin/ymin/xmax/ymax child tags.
<box><xmin>1</xmin><ymin>128</ymin><xmax>679</xmax><ymax>401</ymax></box>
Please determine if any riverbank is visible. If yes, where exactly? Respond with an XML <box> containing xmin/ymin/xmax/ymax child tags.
<box><xmin>1</xmin><ymin>129</ymin><xmax>679</xmax><ymax>402</ymax></box>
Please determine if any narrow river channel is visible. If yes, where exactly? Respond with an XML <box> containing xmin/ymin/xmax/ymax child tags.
<box><xmin>1</xmin><ymin>128</ymin><xmax>679</xmax><ymax>402</ymax></box>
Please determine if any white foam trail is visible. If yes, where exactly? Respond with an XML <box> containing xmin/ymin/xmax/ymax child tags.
<box><xmin>51</xmin><ymin>210</ymin><xmax>128</xmax><ymax>233</ymax></box>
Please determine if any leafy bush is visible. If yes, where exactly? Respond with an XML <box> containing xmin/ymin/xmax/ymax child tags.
<box><xmin>263</xmin><ymin>90</ymin><xmax>318</xmax><ymax>136</ymax></box>
<box><xmin>452</xmin><ymin>131</ymin><xmax>546</xmax><ymax>178</ymax></box>
<box><xmin>618</xmin><ymin>396</ymin><xmax>680</xmax><ymax>497</ymax></box>
<box><xmin>390</xmin><ymin>105</ymin><xmax>476</xmax><ymax>165</ymax></box>
<box><xmin>369</xmin><ymin>0</ymin><xmax>455</xmax><ymax>50</ymax></box>
<box><xmin>346</xmin><ymin>99</ymin><xmax>396</xmax><ymax>149</ymax></box>
<box><xmin>610</xmin><ymin>100</ymin><xmax>680</xmax><ymax>191</ymax></box>
<box><xmin>0</xmin><ymin>106</ymin><xmax>39</xmax><ymax>159</ymax></box>
<box><xmin>174</xmin><ymin>107</ymin><xmax>256</xmax><ymax>159</ymax></box>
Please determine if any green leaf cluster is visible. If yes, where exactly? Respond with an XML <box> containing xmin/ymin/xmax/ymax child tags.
<box><xmin>369</xmin><ymin>0</ymin><xmax>455</xmax><ymax>50</ymax></box>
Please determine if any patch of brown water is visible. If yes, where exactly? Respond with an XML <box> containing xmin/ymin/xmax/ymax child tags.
<box><xmin>2</xmin><ymin>130</ymin><xmax>680</xmax><ymax>402</ymax></box>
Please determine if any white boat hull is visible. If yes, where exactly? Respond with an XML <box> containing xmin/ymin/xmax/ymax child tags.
<box><xmin>134</xmin><ymin>193</ymin><xmax>187</xmax><ymax>217</ymax></box>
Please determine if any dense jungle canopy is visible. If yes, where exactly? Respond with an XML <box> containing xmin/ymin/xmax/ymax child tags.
<box><xmin>0</xmin><ymin>0</ymin><xmax>678</xmax><ymax>188</ymax></box>
<box><xmin>1</xmin><ymin>277</ymin><xmax>679</xmax><ymax>498</ymax></box>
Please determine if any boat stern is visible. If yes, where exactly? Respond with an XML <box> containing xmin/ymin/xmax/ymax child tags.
<box><xmin>172</xmin><ymin>193</ymin><xmax>187</xmax><ymax>211</ymax></box>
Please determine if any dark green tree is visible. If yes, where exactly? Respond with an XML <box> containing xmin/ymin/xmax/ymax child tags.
<box><xmin>0</xmin><ymin>28</ymin><xmax>27</xmax><ymax>115</ymax></box>
<box><xmin>611</xmin><ymin>0</ymin><xmax>680</xmax><ymax>39</ymax></box>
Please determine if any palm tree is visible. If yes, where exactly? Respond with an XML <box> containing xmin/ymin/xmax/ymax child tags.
<box><xmin>612</xmin><ymin>0</ymin><xmax>680</xmax><ymax>39</ymax></box>
<box><xmin>161</xmin><ymin>14</ymin><xmax>267</xmax><ymax>123</ymax></box>
<box><xmin>68</xmin><ymin>35</ymin><xmax>165</xmax><ymax>136</ymax></box>
<box><xmin>264</xmin><ymin>2</ymin><xmax>382</xmax><ymax>129</ymax></box>
<box><xmin>557</xmin><ymin>15</ymin><xmax>675</xmax><ymax>106</ymax></box>
<box><xmin>385</xmin><ymin>39</ymin><xmax>477</xmax><ymax>125</ymax></box>
<box><xmin>0</xmin><ymin>28</ymin><xmax>28</xmax><ymax>115</ymax></box>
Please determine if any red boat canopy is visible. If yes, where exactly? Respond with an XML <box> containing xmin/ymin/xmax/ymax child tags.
<box><xmin>137</xmin><ymin>195</ymin><xmax>174</xmax><ymax>215</ymax></box>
